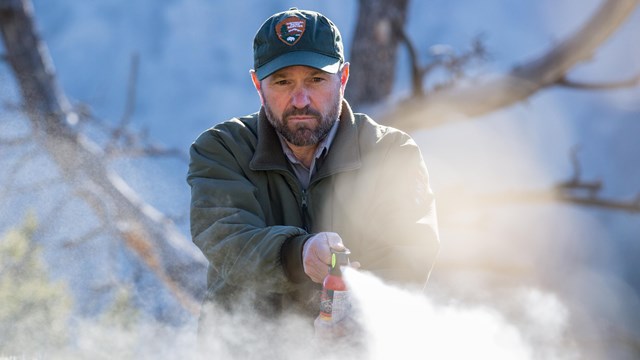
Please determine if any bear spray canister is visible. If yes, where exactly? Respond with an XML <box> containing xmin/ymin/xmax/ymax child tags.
<box><xmin>318</xmin><ymin>249</ymin><xmax>351</xmax><ymax>324</ymax></box>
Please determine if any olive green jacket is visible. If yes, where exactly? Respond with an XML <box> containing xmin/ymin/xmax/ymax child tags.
<box><xmin>188</xmin><ymin>100</ymin><xmax>439</xmax><ymax>317</ymax></box>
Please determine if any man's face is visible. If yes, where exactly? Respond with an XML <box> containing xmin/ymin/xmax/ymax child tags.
<box><xmin>256</xmin><ymin>65</ymin><xmax>348</xmax><ymax>147</ymax></box>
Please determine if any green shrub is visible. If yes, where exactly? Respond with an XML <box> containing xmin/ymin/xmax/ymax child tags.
<box><xmin>0</xmin><ymin>215</ymin><xmax>73</xmax><ymax>356</ymax></box>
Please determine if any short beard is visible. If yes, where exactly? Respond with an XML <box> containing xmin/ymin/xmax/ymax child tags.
<box><xmin>262</xmin><ymin>91</ymin><xmax>342</xmax><ymax>147</ymax></box>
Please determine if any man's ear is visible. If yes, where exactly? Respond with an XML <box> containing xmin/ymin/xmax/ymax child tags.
<box><xmin>339</xmin><ymin>62</ymin><xmax>350</xmax><ymax>92</ymax></box>
<box><xmin>250</xmin><ymin>70</ymin><xmax>264</xmax><ymax>105</ymax></box>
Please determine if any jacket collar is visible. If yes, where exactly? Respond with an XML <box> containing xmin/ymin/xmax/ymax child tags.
<box><xmin>250</xmin><ymin>100</ymin><xmax>361</xmax><ymax>178</ymax></box>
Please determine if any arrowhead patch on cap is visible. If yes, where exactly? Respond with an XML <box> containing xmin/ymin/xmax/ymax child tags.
<box><xmin>275</xmin><ymin>16</ymin><xmax>306</xmax><ymax>46</ymax></box>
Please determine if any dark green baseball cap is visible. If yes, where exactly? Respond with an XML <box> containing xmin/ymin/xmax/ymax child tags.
<box><xmin>253</xmin><ymin>8</ymin><xmax>344</xmax><ymax>80</ymax></box>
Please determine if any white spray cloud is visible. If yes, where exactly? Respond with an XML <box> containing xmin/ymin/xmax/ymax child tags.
<box><xmin>347</xmin><ymin>269</ymin><xmax>532</xmax><ymax>359</ymax></box>
<box><xmin>3</xmin><ymin>268</ymin><xmax>581</xmax><ymax>359</ymax></box>
<box><xmin>196</xmin><ymin>269</ymin><xmax>578</xmax><ymax>359</ymax></box>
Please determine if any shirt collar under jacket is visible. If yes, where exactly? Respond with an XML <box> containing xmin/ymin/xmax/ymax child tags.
<box><xmin>276</xmin><ymin>118</ymin><xmax>340</xmax><ymax>189</ymax></box>
<box><xmin>250</xmin><ymin>99</ymin><xmax>361</xmax><ymax>182</ymax></box>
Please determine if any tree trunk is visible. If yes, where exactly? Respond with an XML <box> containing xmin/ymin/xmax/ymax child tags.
<box><xmin>0</xmin><ymin>0</ymin><xmax>206</xmax><ymax>316</ymax></box>
<box><xmin>347</xmin><ymin>0</ymin><xmax>409</xmax><ymax>108</ymax></box>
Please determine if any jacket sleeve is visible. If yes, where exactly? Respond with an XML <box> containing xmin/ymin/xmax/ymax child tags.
<box><xmin>187</xmin><ymin>126</ymin><xmax>311</xmax><ymax>294</ymax></box>
<box><xmin>361</xmin><ymin>131</ymin><xmax>440</xmax><ymax>287</ymax></box>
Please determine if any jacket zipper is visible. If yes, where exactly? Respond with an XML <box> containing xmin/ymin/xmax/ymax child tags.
<box><xmin>301</xmin><ymin>188</ymin><xmax>310</xmax><ymax>232</ymax></box>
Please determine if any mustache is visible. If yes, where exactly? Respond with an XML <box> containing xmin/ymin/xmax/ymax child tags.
<box><xmin>283</xmin><ymin>106</ymin><xmax>322</xmax><ymax>119</ymax></box>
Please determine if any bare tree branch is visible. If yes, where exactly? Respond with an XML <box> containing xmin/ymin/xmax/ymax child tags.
<box><xmin>436</xmin><ymin>37</ymin><xmax>487</xmax><ymax>77</ymax></box>
<box><xmin>441</xmin><ymin>144</ymin><xmax>640</xmax><ymax>214</ymax></box>
<box><xmin>84</xmin><ymin>120</ymin><xmax>190</xmax><ymax>162</ymax></box>
<box><xmin>120</xmin><ymin>52</ymin><xmax>139</xmax><ymax>128</ymax></box>
<box><xmin>10</xmin><ymin>178</ymin><xmax>61</xmax><ymax>194</ymax></box>
<box><xmin>62</xmin><ymin>226</ymin><xmax>109</xmax><ymax>248</ymax></box>
<box><xmin>105</xmin><ymin>142</ymin><xmax>189</xmax><ymax>162</ymax></box>
<box><xmin>558</xmin><ymin>72</ymin><xmax>640</xmax><ymax>90</ymax></box>
<box><xmin>108</xmin><ymin>144</ymin><xmax>189</xmax><ymax>161</ymax></box>
<box><xmin>394</xmin><ymin>20</ymin><xmax>487</xmax><ymax>98</ymax></box>
<box><xmin>555</xmin><ymin>190</ymin><xmax>640</xmax><ymax>213</ymax></box>
<box><xmin>0</xmin><ymin>146</ymin><xmax>38</xmax><ymax>193</ymax></box>
<box><xmin>554</xmin><ymin>146</ymin><xmax>640</xmax><ymax>213</ymax></box>
<box><xmin>69</xmin><ymin>93</ymin><xmax>189</xmax><ymax>162</ymax></box>
<box><xmin>105</xmin><ymin>52</ymin><xmax>140</xmax><ymax>154</ymax></box>
<box><xmin>0</xmin><ymin>136</ymin><xmax>31</xmax><ymax>146</ymax></box>
<box><xmin>558</xmin><ymin>145</ymin><xmax>603</xmax><ymax>195</ymax></box>
<box><xmin>443</xmin><ymin>186</ymin><xmax>640</xmax><ymax>215</ymax></box>
<box><xmin>32</xmin><ymin>192</ymin><xmax>71</xmax><ymax>240</ymax></box>
<box><xmin>383</xmin><ymin>0</ymin><xmax>640</xmax><ymax>132</ymax></box>
<box><xmin>394</xmin><ymin>21</ymin><xmax>425</xmax><ymax>96</ymax></box>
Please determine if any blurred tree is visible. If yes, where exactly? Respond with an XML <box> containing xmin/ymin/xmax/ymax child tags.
<box><xmin>99</xmin><ymin>286</ymin><xmax>141</xmax><ymax>330</ymax></box>
<box><xmin>350</xmin><ymin>0</ymin><xmax>639</xmax><ymax>128</ymax></box>
<box><xmin>349</xmin><ymin>0</ymin><xmax>640</xmax><ymax>212</ymax></box>
<box><xmin>0</xmin><ymin>0</ymin><xmax>206</xmax><ymax>320</ymax></box>
<box><xmin>0</xmin><ymin>214</ymin><xmax>72</xmax><ymax>355</ymax></box>
<box><xmin>349</xmin><ymin>2</ymin><xmax>639</xmax><ymax>358</ymax></box>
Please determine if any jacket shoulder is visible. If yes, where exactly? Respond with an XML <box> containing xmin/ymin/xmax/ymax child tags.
<box><xmin>193</xmin><ymin>113</ymin><xmax>259</xmax><ymax>150</ymax></box>
<box><xmin>353</xmin><ymin>112</ymin><xmax>416</xmax><ymax>147</ymax></box>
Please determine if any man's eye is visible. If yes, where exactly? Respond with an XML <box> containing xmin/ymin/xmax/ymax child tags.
<box><xmin>275</xmin><ymin>80</ymin><xmax>290</xmax><ymax>86</ymax></box>
<box><xmin>312</xmin><ymin>77</ymin><xmax>325</xmax><ymax>83</ymax></box>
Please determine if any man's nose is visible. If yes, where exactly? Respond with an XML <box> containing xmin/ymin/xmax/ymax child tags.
<box><xmin>291</xmin><ymin>86</ymin><xmax>310</xmax><ymax>108</ymax></box>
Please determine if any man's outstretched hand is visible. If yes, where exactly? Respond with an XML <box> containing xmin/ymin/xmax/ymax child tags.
<box><xmin>302</xmin><ymin>232</ymin><xmax>359</xmax><ymax>283</ymax></box>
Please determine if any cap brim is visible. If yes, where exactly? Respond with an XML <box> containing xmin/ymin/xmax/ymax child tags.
<box><xmin>255</xmin><ymin>51</ymin><xmax>342</xmax><ymax>80</ymax></box>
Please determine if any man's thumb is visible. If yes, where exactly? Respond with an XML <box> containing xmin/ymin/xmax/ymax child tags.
<box><xmin>325</xmin><ymin>232</ymin><xmax>345</xmax><ymax>251</ymax></box>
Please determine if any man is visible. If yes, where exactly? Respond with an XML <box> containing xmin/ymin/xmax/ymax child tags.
<box><xmin>188</xmin><ymin>8</ymin><xmax>439</xmax><ymax>331</ymax></box>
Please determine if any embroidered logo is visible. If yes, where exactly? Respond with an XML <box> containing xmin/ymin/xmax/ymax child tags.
<box><xmin>275</xmin><ymin>16</ymin><xmax>306</xmax><ymax>46</ymax></box>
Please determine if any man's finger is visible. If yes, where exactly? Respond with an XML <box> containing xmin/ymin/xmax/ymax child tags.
<box><xmin>325</xmin><ymin>232</ymin><xmax>345</xmax><ymax>251</ymax></box>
